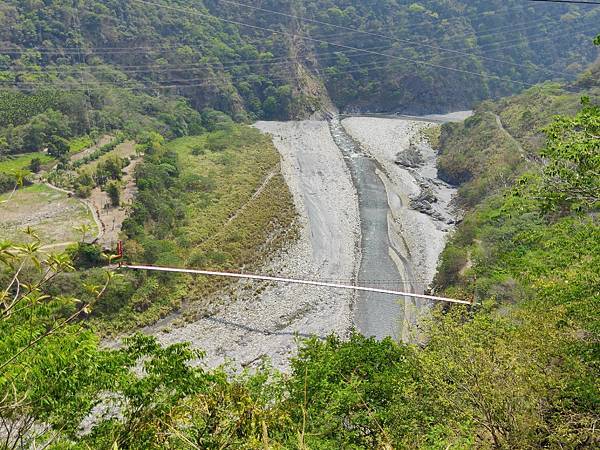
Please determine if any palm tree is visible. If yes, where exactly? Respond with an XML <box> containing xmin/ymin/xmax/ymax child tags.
<box><xmin>73</xmin><ymin>224</ymin><xmax>92</xmax><ymax>243</ymax></box>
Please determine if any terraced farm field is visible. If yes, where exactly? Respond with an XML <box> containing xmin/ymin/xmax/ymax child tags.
<box><xmin>0</xmin><ymin>152</ymin><xmax>54</xmax><ymax>173</ymax></box>
<box><xmin>78</xmin><ymin>140</ymin><xmax>136</xmax><ymax>172</ymax></box>
<box><xmin>0</xmin><ymin>184</ymin><xmax>97</xmax><ymax>247</ymax></box>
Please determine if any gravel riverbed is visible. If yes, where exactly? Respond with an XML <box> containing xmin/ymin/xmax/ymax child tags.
<box><xmin>341</xmin><ymin>116</ymin><xmax>459</xmax><ymax>341</ymax></box>
<box><xmin>142</xmin><ymin>115</ymin><xmax>463</xmax><ymax>369</ymax></box>
<box><xmin>143</xmin><ymin>121</ymin><xmax>359</xmax><ymax>372</ymax></box>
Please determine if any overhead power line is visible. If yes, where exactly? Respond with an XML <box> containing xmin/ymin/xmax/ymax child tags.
<box><xmin>0</xmin><ymin>12</ymin><xmax>565</xmax><ymax>54</ymax></box>
<box><xmin>4</xmin><ymin>20</ymin><xmax>594</xmax><ymax>79</ymax></box>
<box><xmin>4</xmin><ymin>1</ymin><xmax>593</xmax><ymax>91</ymax></box>
<box><xmin>128</xmin><ymin>0</ymin><xmax>534</xmax><ymax>87</ymax></box>
<box><xmin>443</xmin><ymin>15</ymin><xmax>587</xmax><ymax>48</ymax></box>
<box><xmin>0</xmin><ymin>58</ymin><xmax>447</xmax><ymax>92</ymax></box>
<box><xmin>0</xmin><ymin>45</ymin><xmax>394</xmax><ymax>73</ymax></box>
<box><xmin>219</xmin><ymin>0</ymin><xmax>571</xmax><ymax>77</ymax></box>
<box><xmin>527</xmin><ymin>0</ymin><xmax>600</xmax><ymax>5</ymax></box>
<box><xmin>477</xmin><ymin>24</ymin><xmax>596</xmax><ymax>50</ymax></box>
<box><xmin>6</xmin><ymin>23</ymin><xmax>593</xmax><ymax>93</ymax></box>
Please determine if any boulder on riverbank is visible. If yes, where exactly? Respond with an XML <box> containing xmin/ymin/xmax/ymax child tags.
<box><xmin>395</xmin><ymin>143</ymin><xmax>424</xmax><ymax>168</ymax></box>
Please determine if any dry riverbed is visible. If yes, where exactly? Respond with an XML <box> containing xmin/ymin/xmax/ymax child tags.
<box><xmin>341</xmin><ymin>116</ymin><xmax>460</xmax><ymax>341</ymax></box>
<box><xmin>143</xmin><ymin>115</ymin><xmax>463</xmax><ymax>370</ymax></box>
<box><xmin>144</xmin><ymin>121</ymin><xmax>360</xmax><ymax>371</ymax></box>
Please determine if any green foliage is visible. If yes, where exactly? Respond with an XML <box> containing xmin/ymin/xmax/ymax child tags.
<box><xmin>47</xmin><ymin>134</ymin><xmax>70</xmax><ymax>158</ymax></box>
<box><xmin>72</xmin><ymin>135</ymin><xmax>125</xmax><ymax>169</ymax></box>
<box><xmin>201</xmin><ymin>108</ymin><xmax>234</xmax><ymax>131</ymax></box>
<box><xmin>287</xmin><ymin>334</ymin><xmax>417</xmax><ymax>448</ymax></box>
<box><xmin>0</xmin><ymin>90</ymin><xmax>61</xmax><ymax>127</ymax></box>
<box><xmin>137</xmin><ymin>131</ymin><xmax>165</xmax><ymax>155</ymax></box>
<box><xmin>536</xmin><ymin>100</ymin><xmax>600</xmax><ymax>213</ymax></box>
<box><xmin>0</xmin><ymin>238</ymin><xmax>124</xmax><ymax>445</ymax></box>
<box><xmin>430</xmin><ymin>90</ymin><xmax>600</xmax><ymax>446</ymax></box>
<box><xmin>15</xmin><ymin>109</ymin><xmax>71</xmax><ymax>153</ymax></box>
<box><xmin>1</xmin><ymin>0</ymin><xmax>598</xmax><ymax>120</ymax></box>
<box><xmin>438</xmin><ymin>80</ymin><xmax>600</xmax><ymax>207</ymax></box>
<box><xmin>68</xmin><ymin>135</ymin><xmax>94</xmax><ymax>154</ymax></box>
<box><xmin>0</xmin><ymin>172</ymin><xmax>14</xmax><ymax>194</ymax></box>
<box><xmin>69</xmin><ymin>243</ymin><xmax>105</xmax><ymax>269</ymax></box>
<box><xmin>106</xmin><ymin>181</ymin><xmax>121</xmax><ymax>207</ymax></box>
<box><xmin>95</xmin><ymin>155</ymin><xmax>126</xmax><ymax>186</ymax></box>
<box><xmin>0</xmin><ymin>152</ymin><xmax>53</xmax><ymax>175</ymax></box>
<box><xmin>302</xmin><ymin>0</ymin><xmax>599</xmax><ymax>112</ymax></box>
<box><xmin>28</xmin><ymin>156</ymin><xmax>41</xmax><ymax>173</ymax></box>
<box><xmin>438</xmin><ymin>111</ymin><xmax>524</xmax><ymax>206</ymax></box>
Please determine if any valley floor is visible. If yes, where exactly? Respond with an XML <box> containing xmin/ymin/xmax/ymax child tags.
<box><xmin>342</xmin><ymin>116</ymin><xmax>458</xmax><ymax>341</ymax></box>
<box><xmin>143</xmin><ymin>115</ymin><xmax>463</xmax><ymax>370</ymax></box>
<box><xmin>144</xmin><ymin>121</ymin><xmax>359</xmax><ymax>371</ymax></box>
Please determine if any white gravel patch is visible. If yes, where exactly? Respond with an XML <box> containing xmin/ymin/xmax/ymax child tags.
<box><xmin>143</xmin><ymin>121</ymin><xmax>360</xmax><ymax>372</ymax></box>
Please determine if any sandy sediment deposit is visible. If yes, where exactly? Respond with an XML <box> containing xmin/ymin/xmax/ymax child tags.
<box><xmin>342</xmin><ymin>117</ymin><xmax>458</xmax><ymax>341</ymax></box>
<box><xmin>143</xmin><ymin>121</ymin><xmax>360</xmax><ymax>372</ymax></box>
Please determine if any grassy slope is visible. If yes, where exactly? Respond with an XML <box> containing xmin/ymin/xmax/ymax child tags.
<box><xmin>91</xmin><ymin>125</ymin><xmax>296</xmax><ymax>334</ymax></box>
<box><xmin>68</xmin><ymin>136</ymin><xmax>94</xmax><ymax>155</ymax></box>
<box><xmin>0</xmin><ymin>152</ymin><xmax>54</xmax><ymax>174</ymax></box>
<box><xmin>78</xmin><ymin>140</ymin><xmax>135</xmax><ymax>173</ymax></box>
<box><xmin>437</xmin><ymin>81</ymin><xmax>600</xmax><ymax>207</ymax></box>
<box><xmin>0</xmin><ymin>184</ymin><xmax>97</xmax><ymax>245</ymax></box>
<box><xmin>423</xmin><ymin>79</ymin><xmax>600</xmax><ymax>445</ymax></box>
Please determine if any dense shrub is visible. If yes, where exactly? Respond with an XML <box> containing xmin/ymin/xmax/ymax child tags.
<box><xmin>68</xmin><ymin>243</ymin><xmax>105</xmax><ymax>269</ymax></box>
<box><xmin>0</xmin><ymin>172</ymin><xmax>14</xmax><ymax>193</ymax></box>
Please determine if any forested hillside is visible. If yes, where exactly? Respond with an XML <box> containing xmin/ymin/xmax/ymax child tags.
<box><xmin>436</xmin><ymin>57</ymin><xmax>600</xmax><ymax>207</ymax></box>
<box><xmin>1</xmin><ymin>0</ymin><xmax>598</xmax><ymax>129</ymax></box>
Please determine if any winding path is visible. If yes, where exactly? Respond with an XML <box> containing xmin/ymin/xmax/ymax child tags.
<box><xmin>44</xmin><ymin>182</ymin><xmax>104</xmax><ymax>243</ymax></box>
<box><xmin>492</xmin><ymin>113</ymin><xmax>526</xmax><ymax>159</ymax></box>
<box><xmin>226</xmin><ymin>164</ymin><xmax>280</xmax><ymax>225</ymax></box>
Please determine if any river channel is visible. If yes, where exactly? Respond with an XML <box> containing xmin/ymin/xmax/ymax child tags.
<box><xmin>328</xmin><ymin>116</ymin><xmax>408</xmax><ymax>340</ymax></box>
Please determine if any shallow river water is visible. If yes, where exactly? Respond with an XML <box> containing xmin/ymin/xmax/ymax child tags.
<box><xmin>328</xmin><ymin>116</ymin><xmax>406</xmax><ymax>340</ymax></box>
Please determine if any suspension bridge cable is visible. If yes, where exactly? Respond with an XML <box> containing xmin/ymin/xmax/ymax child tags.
<box><xmin>120</xmin><ymin>264</ymin><xmax>472</xmax><ymax>305</ymax></box>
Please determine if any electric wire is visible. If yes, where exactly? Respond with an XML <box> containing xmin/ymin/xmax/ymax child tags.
<box><xmin>0</xmin><ymin>14</ymin><xmax>567</xmax><ymax>54</ymax></box>
<box><xmin>127</xmin><ymin>0</ymin><xmax>536</xmax><ymax>87</ymax></box>
<box><xmin>0</xmin><ymin>45</ymin><xmax>394</xmax><ymax>74</ymax></box>
<box><xmin>4</xmin><ymin>20</ymin><xmax>594</xmax><ymax>82</ymax></box>
<box><xmin>5</xmin><ymin>23</ymin><xmax>592</xmax><ymax>94</ymax></box>
<box><xmin>2</xmin><ymin>2</ymin><xmax>594</xmax><ymax>91</ymax></box>
<box><xmin>219</xmin><ymin>0</ymin><xmax>573</xmax><ymax>77</ymax></box>
<box><xmin>1</xmin><ymin>49</ymin><xmax>549</xmax><ymax>93</ymax></box>
<box><xmin>527</xmin><ymin>0</ymin><xmax>600</xmax><ymax>5</ymax></box>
